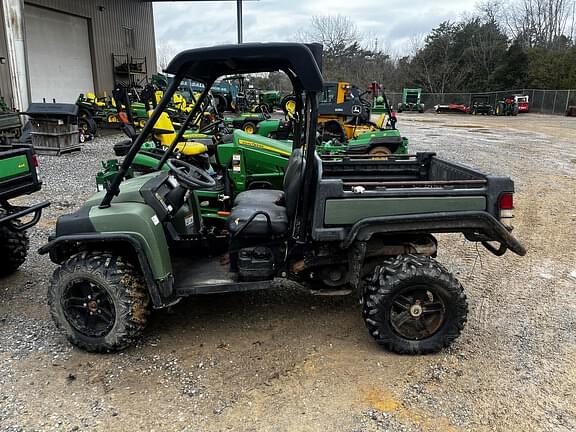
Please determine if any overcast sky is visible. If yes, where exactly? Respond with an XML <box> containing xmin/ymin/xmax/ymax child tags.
<box><xmin>153</xmin><ymin>0</ymin><xmax>478</xmax><ymax>58</ymax></box>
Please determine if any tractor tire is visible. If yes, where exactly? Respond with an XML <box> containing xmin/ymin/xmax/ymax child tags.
<box><xmin>242</xmin><ymin>121</ymin><xmax>257</xmax><ymax>134</ymax></box>
<box><xmin>280</xmin><ymin>95</ymin><xmax>297</xmax><ymax>114</ymax></box>
<box><xmin>78</xmin><ymin>113</ymin><xmax>98</xmax><ymax>136</ymax></box>
<box><xmin>362</xmin><ymin>254</ymin><xmax>468</xmax><ymax>355</ymax></box>
<box><xmin>368</xmin><ymin>146</ymin><xmax>392</xmax><ymax>157</ymax></box>
<box><xmin>48</xmin><ymin>251</ymin><xmax>150</xmax><ymax>353</ymax></box>
<box><xmin>0</xmin><ymin>223</ymin><xmax>29</xmax><ymax>276</ymax></box>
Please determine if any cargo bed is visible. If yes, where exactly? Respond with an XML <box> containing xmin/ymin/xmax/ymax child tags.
<box><xmin>312</xmin><ymin>152</ymin><xmax>525</xmax><ymax>256</ymax></box>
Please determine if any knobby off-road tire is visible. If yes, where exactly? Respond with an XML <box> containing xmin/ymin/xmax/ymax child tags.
<box><xmin>48</xmin><ymin>251</ymin><xmax>150</xmax><ymax>352</ymax></box>
<box><xmin>363</xmin><ymin>254</ymin><xmax>468</xmax><ymax>354</ymax></box>
<box><xmin>0</xmin><ymin>223</ymin><xmax>29</xmax><ymax>276</ymax></box>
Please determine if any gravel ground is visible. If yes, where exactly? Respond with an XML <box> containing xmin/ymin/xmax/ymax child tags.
<box><xmin>1</xmin><ymin>113</ymin><xmax>575</xmax><ymax>431</ymax></box>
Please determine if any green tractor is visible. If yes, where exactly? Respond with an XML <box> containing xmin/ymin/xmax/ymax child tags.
<box><xmin>494</xmin><ymin>96</ymin><xmax>518</xmax><ymax>116</ymax></box>
<box><xmin>398</xmin><ymin>88</ymin><xmax>424</xmax><ymax>113</ymax></box>
<box><xmin>256</xmin><ymin>83</ymin><xmax>408</xmax><ymax>156</ymax></box>
<box><xmin>41</xmin><ymin>43</ymin><xmax>525</xmax><ymax>356</ymax></box>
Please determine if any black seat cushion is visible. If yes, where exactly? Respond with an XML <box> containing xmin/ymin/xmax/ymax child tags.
<box><xmin>228</xmin><ymin>203</ymin><xmax>288</xmax><ymax>236</ymax></box>
<box><xmin>234</xmin><ymin>189</ymin><xmax>285</xmax><ymax>207</ymax></box>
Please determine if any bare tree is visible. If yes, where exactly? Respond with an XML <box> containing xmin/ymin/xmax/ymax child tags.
<box><xmin>297</xmin><ymin>15</ymin><xmax>361</xmax><ymax>57</ymax></box>
<box><xmin>502</xmin><ymin>0</ymin><xmax>576</xmax><ymax>48</ymax></box>
<box><xmin>156</xmin><ymin>41</ymin><xmax>178</xmax><ymax>72</ymax></box>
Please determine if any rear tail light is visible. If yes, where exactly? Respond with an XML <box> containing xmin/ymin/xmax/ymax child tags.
<box><xmin>499</xmin><ymin>192</ymin><xmax>514</xmax><ymax>227</ymax></box>
<box><xmin>32</xmin><ymin>154</ymin><xmax>41</xmax><ymax>180</ymax></box>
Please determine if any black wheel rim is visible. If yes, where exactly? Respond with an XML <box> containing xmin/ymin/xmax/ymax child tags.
<box><xmin>62</xmin><ymin>278</ymin><xmax>116</xmax><ymax>338</ymax></box>
<box><xmin>389</xmin><ymin>285</ymin><xmax>446</xmax><ymax>340</ymax></box>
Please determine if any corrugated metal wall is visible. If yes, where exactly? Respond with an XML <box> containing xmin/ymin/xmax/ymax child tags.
<box><xmin>24</xmin><ymin>0</ymin><xmax>157</xmax><ymax>95</ymax></box>
<box><xmin>0</xmin><ymin>2</ymin><xmax>14</xmax><ymax>106</ymax></box>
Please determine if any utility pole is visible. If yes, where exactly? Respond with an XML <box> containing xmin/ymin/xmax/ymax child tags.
<box><xmin>236</xmin><ymin>0</ymin><xmax>243</xmax><ymax>43</ymax></box>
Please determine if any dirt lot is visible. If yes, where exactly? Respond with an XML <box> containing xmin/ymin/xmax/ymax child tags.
<box><xmin>1</xmin><ymin>113</ymin><xmax>575</xmax><ymax>431</ymax></box>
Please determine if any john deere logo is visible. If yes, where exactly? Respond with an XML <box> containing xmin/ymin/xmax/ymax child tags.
<box><xmin>352</xmin><ymin>105</ymin><xmax>362</xmax><ymax>115</ymax></box>
<box><xmin>17</xmin><ymin>162</ymin><xmax>26</xmax><ymax>168</ymax></box>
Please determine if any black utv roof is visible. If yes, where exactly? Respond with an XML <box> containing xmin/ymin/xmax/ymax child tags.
<box><xmin>164</xmin><ymin>42</ymin><xmax>324</xmax><ymax>92</ymax></box>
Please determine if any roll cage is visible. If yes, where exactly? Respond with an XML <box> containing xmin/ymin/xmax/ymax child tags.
<box><xmin>99</xmin><ymin>42</ymin><xmax>324</xmax><ymax>241</ymax></box>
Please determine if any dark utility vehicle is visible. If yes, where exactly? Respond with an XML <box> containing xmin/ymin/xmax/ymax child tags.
<box><xmin>469</xmin><ymin>95</ymin><xmax>493</xmax><ymax>115</ymax></box>
<box><xmin>1</xmin><ymin>145</ymin><xmax>50</xmax><ymax>275</ymax></box>
<box><xmin>40</xmin><ymin>43</ymin><xmax>525</xmax><ymax>354</ymax></box>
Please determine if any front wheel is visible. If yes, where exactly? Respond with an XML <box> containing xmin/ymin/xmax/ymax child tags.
<box><xmin>363</xmin><ymin>254</ymin><xmax>468</xmax><ymax>354</ymax></box>
<box><xmin>0</xmin><ymin>223</ymin><xmax>29</xmax><ymax>276</ymax></box>
<box><xmin>48</xmin><ymin>251</ymin><xmax>150</xmax><ymax>352</ymax></box>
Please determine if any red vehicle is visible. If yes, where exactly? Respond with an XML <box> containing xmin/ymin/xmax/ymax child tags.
<box><xmin>434</xmin><ymin>103</ymin><xmax>469</xmax><ymax>114</ymax></box>
<box><xmin>514</xmin><ymin>95</ymin><xmax>530</xmax><ymax>113</ymax></box>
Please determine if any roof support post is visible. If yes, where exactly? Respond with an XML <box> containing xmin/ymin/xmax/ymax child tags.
<box><xmin>236</xmin><ymin>0</ymin><xmax>243</xmax><ymax>43</ymax></box>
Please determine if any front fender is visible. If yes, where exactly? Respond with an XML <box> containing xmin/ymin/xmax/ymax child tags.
<box><xmin>88</xmin><ymin>203</ymin><xmax>172</xmax><ymax>279</ymax></box>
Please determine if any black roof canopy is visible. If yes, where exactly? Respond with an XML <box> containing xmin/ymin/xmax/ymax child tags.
<box><xmin>164</xmin><ymin>42</ymin><xmax>323</xmax><ymax>91</ymax></box>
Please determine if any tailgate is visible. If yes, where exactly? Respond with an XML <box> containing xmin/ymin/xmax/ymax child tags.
<box><xmin>0</xmin><ymin>147</ymin><xmax>41</xmax><ymax>200</ymax></box>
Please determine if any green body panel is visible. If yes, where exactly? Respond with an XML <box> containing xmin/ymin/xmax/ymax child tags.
<box><xmin>89</xmin><ymin>173</ymin><xmax>156</xmax><ymax>206</ymax></box>
<box><xmin>324</xmin><ymin>196</ymin><xmax>486</xmax><ymax>225</ymax></box>
<box><xmin>89</xmin><ymin>202</ymin><xmax>172</xmax><ymax>280</ymax></box>
<box><xmin>259</xmin><ymin>91</ymin><xmax>281</xmax><ymax>106</ymax></box>
<box><xmin>317</xmin><ymin>129</ymin><xmax>408</xmax><ymax>155</ymax></box>
<box><xmin>0</xmin><ymin>154</ymin><xmax>29</xmax><ymax>181</ymax></box>
<box><xmin>217</xmin><ymin>130</ymin><xmax>292</xmax><ymax>191</ymax></box>
<box><xmin>255</xmin><ymin>119</ymin><xmax>281</xmax><ymax>137</ymax></box>
<box><xmin>130</xmin><ymin>102</ymin><xmax>148</xmax><ymax>120</ymax></box>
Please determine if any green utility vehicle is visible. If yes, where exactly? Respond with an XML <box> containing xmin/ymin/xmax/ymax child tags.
<box><xmin>1</xmin><ymin>145</ymin><xmax>50</xmax><ymax>275</ymax></box>
<box><xmin>223</xmin><ymin>111</ymin><xmax>269</xmax><ymax>134</ymax></box>
<box><xmin>398</xmin><ymin>88</ymin><xmax>424</xmax><ymax>113</ymax></box>
<box><xmin>41</xmin><ymin>43</ymin><xmax>525</xmax><ymax>355</ymax></box>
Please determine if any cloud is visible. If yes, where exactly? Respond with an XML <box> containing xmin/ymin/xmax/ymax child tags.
<box><xmin>153</xmin><ymin>0</ymin><xmax>477</xmax><ymax>56</ymax></box>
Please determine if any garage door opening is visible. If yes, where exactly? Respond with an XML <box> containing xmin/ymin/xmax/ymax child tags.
<box><xmin>25</xmin><ymin>5</ymin><xmax>94</xmax><ymax>103</ymax></box>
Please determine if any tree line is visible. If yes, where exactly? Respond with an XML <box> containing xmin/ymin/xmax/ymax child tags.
<box><xmin>255</xmin><ymin>0</ymin><xmax>576</xmax><ymax>93</ymax></box>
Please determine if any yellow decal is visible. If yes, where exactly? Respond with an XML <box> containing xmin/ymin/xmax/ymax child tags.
<box><xmin>238</xmin><ymin>139</ymin><xmax>291</xmax><ymax>156</ymax></box>
<box><xmin>17</xmin><ymin>162</ymin><xmax>26</xmax><ymax>169</ymax></box>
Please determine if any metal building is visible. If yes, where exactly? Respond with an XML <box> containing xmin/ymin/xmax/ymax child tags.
<box><xmin>0</xmin><ymin>0</ymin><xmax>157</xmax><ymax>111</ymax></box>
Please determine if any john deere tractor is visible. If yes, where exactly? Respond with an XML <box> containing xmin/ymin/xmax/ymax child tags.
<box><xmin>398</xmin><ymin>88</ymin><xmax>424</xmax><ymax>113</ymax></box>
<box><xmin>315</xmin><ymin>81</ymin><xmax>408</xmax><ymax>156</ymax></box>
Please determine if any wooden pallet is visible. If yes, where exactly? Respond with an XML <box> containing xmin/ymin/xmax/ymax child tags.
<box><xmin>33</xmin><ymin>144</ymin><xmax>82</xmax><ymax>156</ymax></box>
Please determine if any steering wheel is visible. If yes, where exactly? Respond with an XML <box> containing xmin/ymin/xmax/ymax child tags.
<box><xmin>166</xmin><ymin>158</ymin><xmax>216</xmax><ymax>189</ymax></box>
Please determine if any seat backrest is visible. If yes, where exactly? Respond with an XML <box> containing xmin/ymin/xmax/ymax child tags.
<box><xmin>283</xmin><ymin>148</ymin><xmax>305</xmax><ymax>220</ymax></box>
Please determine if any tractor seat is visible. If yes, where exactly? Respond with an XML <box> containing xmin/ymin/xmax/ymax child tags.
<box><xmin>233</xmin><ymin>189</ymin><xmax>284</xmax><ymax>207</ymax></box>
<box><xmin>227</xmin><ymin>148</ymin><xmax>305</xmax><ymax>237</ymax></box>
<box><xmin>227</xmin><ymin>203</ymin><xmax>288</xmax><ymax>236</ymax></box>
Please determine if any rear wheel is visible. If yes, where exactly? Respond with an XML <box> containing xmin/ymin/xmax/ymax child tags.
<box><xmin>48</xmin><ymin>251</ymin><xmax>150</xmax><ymax>352</ymax></box>
<box><xmin>368</xmin><ymin>146</ymin><xmax>392</xmax><ymax>157</ymax></box>
<box><xmin>242</xmin><ymin>121</ymin><xmax>257</xmax><ymax>134</ymax></box>
<box><xmin>363</xmin><ymin>254</ymin><xmax>468</xmax><ymax>354</ymax></box>
<box><xmin>78</xmin><ymin>111</ymin><xmax>98</xmax><ymax>135</ymax></box>
<box><xmin>280</xmin><ymin>95</ymin><xmax>297</xmax><ymax>114</ymax></box>
<box><xmin>0</xmin><ymin>223</ymin><xmax>29</xmax><ymax>276</ymax></box>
